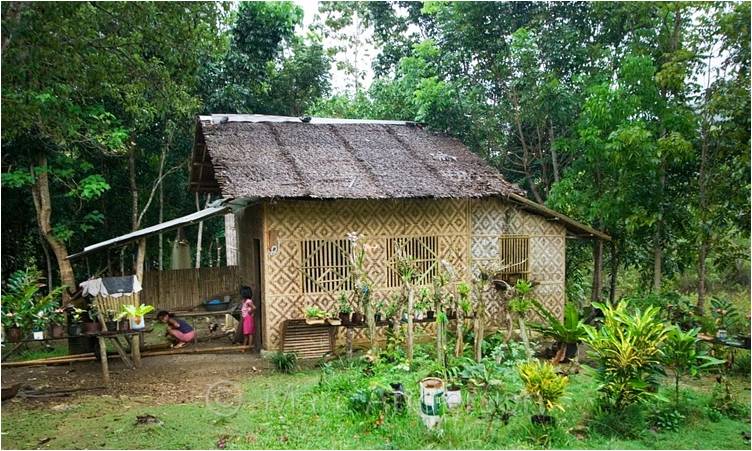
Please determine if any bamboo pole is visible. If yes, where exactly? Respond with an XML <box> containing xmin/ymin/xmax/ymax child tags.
<box><xmin>2</xmin><ymin>345</ymin><xmax>252</xmax><ymax>368</ymax></box>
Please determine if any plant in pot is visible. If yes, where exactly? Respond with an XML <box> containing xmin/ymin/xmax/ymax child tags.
<box><xmin>83</xmin><ymin>305</ymin><xmax>101</xmax><ymax>333</ymax></box>
<box><xmin>48</xmin><ymin>307</ymin><xmax>67</xmax><ymax>338</ymax></box>
<box><xmin>117</xmin><ymin>304</ymin><xmax>155</xmax><ymax>331</ymax></box>
<box><xmin>508</xmin><ymin>279</ymin><xmax>535</xmax><ymax>358</ymax></box>
<box><xmin>374</xmin><ymin>300</ymin><xmax>384</xmax><ymax>323</ymax></box>
<box><xmin>304</xmin><ymin>306</ymin><xmax>328</xmax><ymax>325</ymax></box>
<box><xmin>104</xmin><ymin>308</ymin><xmax>119</xmax><ymax>332</ymax></box>
<box><xmin>2</xmin><ymin>266</ymin><xmax>66</xmax><ymax>342</ymax></box>
<box><xmin>326</xmin><ymin>310</ymin><xmax>341</xmax><ymax>326</ymax></box>
<box><xmin>710</xmin><ymin>297</ymin><xmax>740</xmax><ymax>341</ymax></box>
<box><xmin>517</xmin><ymin>360</ymin><xmax>568</xmax><ymax>426</ymax></box>
<box><xmin>337</xmin><ymin>292</ymin><xmax>352</xmax><ymax>324</ymax></box>
<box><xmin>67</xmin><ymin>307</ymin><xmax>86</xmax><ymax>337</ymax></box>
<box><xmin>31</xmin><ymin>309</ymin><xmax>49</xmax><ymax>340</ymax></box>
<box><xmin>528</xmin><ymin>301</ymin><xmax>587</xmax><ymax>364</ymax></box>
<box><xmin>444</xmin><ymin>365</ymin><xmax>463</xmax><ymax>409</ymax></box>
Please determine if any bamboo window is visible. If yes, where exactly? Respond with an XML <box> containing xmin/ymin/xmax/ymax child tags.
<box><xmin>386</xmin><ymin>236</ymin><xmax>439</xmax><ymax>287</ymax></box>
<box><xmin>498</xmin><ymin>235</ymin><xmax>529</xmax><ymax>275</ymax></box>
<box><xmin>300</xmin><ymin>239</ymin><xmax>353</xmax><ymax>294</ymax></box>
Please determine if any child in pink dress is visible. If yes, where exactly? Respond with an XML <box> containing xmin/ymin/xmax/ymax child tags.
<box><xmin>240</xmin><ymin>286</ymin><xmax>256</xmax><ymax>349</ymax></box>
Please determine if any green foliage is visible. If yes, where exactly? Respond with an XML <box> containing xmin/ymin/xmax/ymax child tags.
<box><xmin>115</xmin><ymin>304</ymin><xmax>155</xmax><ymax>321</ymax></box>
<box><xmin>508</xmin><ymin>280</ymin><xmax>534</xmax><ymax>316</ymax></box>
<box><xmin>1</xmin><ymin>266</ymin><xmax>66</xmax><ymax>331</ymax></box>
<box><xmin>661</xmin><ymin>327</ymin><xmax>724</xmax><ymax>405</ymax></box>
<box><xmin>270</xmin><ymin>351</ymin><xmax>298</xmax><ymax>374</ymax></box>
<box><xmin>528</xmin><ymin>301</ymin><xmax>587</xmax><ymax>345</ymax></box>
<box><xmin>304</xmin><ymin>306</ymin><xmax>328</xmax><ymax>320</ymax></box>
<box><xmin>709</xmin><ymin>296</ymin><xmax>742</xmax><ymax>333</ymax></box>
<box><xmin>583</xmin><ymin>300</ymin><xmax>669</xmax><ymax>410</ymax></box>
<box><xmin>337</xmin><ymin>292</ymin><xmax>352</xmax><ymax>314</ymax></box>
<box><xmin>517</xmin><ymin>360</ymin><xmax>568</xmax><ymax>416</ymax></box>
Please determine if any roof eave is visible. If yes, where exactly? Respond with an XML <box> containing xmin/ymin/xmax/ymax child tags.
<box><xmin>504</xmin><ymin>192</ymin><xmax>611</xmax><ymax>241</ymax></box>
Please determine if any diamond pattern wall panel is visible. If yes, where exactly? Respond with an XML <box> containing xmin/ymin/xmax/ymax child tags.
<box><xmin>260</xmin><ymin>197</ymin><xmax>566</xmax><ymax>349</ymax></box>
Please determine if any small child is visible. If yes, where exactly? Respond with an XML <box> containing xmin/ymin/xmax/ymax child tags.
<box><xmin>157</xmin><ymin>310</ymin><xmax>195</xmax><ymax>349</ymax></box>
<box><xmin>240</xmin><ymin>286</ymin><xmax>256</xmax><ymax>349</ymax></box>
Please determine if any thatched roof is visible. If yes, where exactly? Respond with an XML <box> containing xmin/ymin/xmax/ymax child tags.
<box><xmin>190</xmin><ymin>114</ymin><xmax>610</xmax><ymax>240</ymax></box>
<box><xmin>190</xmin><ymin>114</ymin><xmax>525</xmax><ymax>199</ymax></box>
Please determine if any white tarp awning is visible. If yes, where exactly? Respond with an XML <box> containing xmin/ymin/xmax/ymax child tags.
<box><xmin>68</xmin><ymin>205</ymin><xmax>231</xmax><ymax>260</ymax></box>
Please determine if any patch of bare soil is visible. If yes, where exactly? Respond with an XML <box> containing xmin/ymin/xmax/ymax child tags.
<box><xmin>1</xmin><ymin>347</ymin><xmax>269</xmax><ymax>406</ymax></box>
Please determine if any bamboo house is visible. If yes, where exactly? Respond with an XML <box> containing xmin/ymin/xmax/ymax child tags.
<box><xmin>186</xmin><ymin>114</ymin><xmax>609</xmax><ymax>354</ymax></box>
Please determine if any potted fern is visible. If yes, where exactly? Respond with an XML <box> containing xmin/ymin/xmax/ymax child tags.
<box><xmin>116</xmin><ymin>304</ymin><xmax>155</xmax><ymax>330</ymax></box>
<box><xmin>528</xmin><ymin>301</ymin><xmax>586</xmax><ymax>363</ymax></box>
<box><xmin>517</xmin><ymin>360</ymin><xmax>568</xmax><ymax>426</ymax></box>
<box><xmin>338</xmin><ymin>292</ymin><xmax>352</xmax><ymax>324</ymax></box>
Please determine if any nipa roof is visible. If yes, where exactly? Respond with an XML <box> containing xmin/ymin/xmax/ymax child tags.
<box><xmin>190</xmin><ymin>114</ymin><xmax>526</xmax><ymax>199</ymax></box>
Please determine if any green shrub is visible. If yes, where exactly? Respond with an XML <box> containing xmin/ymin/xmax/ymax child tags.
<box><xmin>648</xmin><ymin>406</ymin><xmax>685</xmax><ymax>432</ymax></box>
<box><xmin>517</xmin><ymin>360</ymin><xmax>568</xmax><ymax>416</ymax></box>
<box><xmin>589</xmin><ymin>403</ymin><xmax>648</xmax><ymax>439</ymax></box>
<box><xmin>270</xmin><ymin>351</ymin><xmax>298</xmax><ymax>373</ymax></box>
<box><xmin>662</xmin><ymin>326</ymin><xmax>724</xmax><ymax>405</ymax></box>
<box><xmin>583</xmin><ymin>300</ymin><xmax>668</xmax><ymax>410</ymax></box>
<box><xmin>528</xmin><ymin>301</ymin><xmax>587</xmax><ymax>345</ymax></box>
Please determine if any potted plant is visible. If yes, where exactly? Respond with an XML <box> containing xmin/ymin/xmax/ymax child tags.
<box><xmin>48</xmin><ymin>307</ymin><xmax>66</xmax><ymax>338</ymax></box>
<box><xmin>304</xmin><ymin>306</ymin><xmax>327</xmax><ymax>325</ymax></box>
<box><xmin>116</xmin><ymin>304</ymin><xmax>154</xmax><ymax>331</ymax></box>
<box><xmin>2</xmin><ymin>313</ymin><xmax>25</xmax><ymax>342</ymax></box>
<box><xmin>31</xmin><ymin>309</ymin><xmax>48</xmax><ymax>340</ymax></box>
<box><xmin>374</xmin><ymin>300</ymin><xmax>384</xmax><ymax>323</ymax></box>
<box><xmin>327</xmin><ymin>310</ymin><xmax>341</xmax><ymax>326</ymax></box>
<box><xmin>82</xmin><ymin>305</ymin><xmax>101</xmax><ymax>333</ymax></box>
<box><xmin>517</xmin><ymin>360</ymin><xmax>568</xmax><ymax>426</ymax></box>
<box><xmin>104</xmin><ymin>308</ymin><xmax>118</xmax><ymax>332</ymax></box>
<box><xmin>338</xmin><ymin>292</ymin><xmax>352</xmax><ymax>325</ymax></box>
<box><xmin>445</xmin><ymin>366</ymin><xmax>463</xmax><ymax>409</ymax></box>
<box><xmin>528</xmin><ymin>301</ymin><xmax>587</xmax><ymax>363</ymax></box>
<box><xmin>710</xmin><ymin>297</ymin><xmax>739</xmax><ymax>341</ymax></box>
<box><xmin>67</xmin><ymin>307</ymin><xmax>86</xmax><ymax>337</ymax></box>
<box><xmin>351</xmin><ymin>310</ymin><xmax>363</xmax><ymax>325</ymax></box>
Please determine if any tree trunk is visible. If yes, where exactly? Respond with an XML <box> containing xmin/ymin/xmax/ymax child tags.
<box><xmin>591</xmin><ymin>239</ymin><xmax>604</xmax><ymax>302</ymax></box>
<box><xmin>609</xmin><ymin>240</ymin><xmax>619</xmax><ymax>303</ymax></box>
<box><xmin>455</xmin><ymin>309</ymin><xmax>465</xmax><ymax>357</ymax></box>
<box><xmin>653</xmin><ymin>220</ymin><xmax>663</xmax><ymax>292</ymax></box>
<box><xmin>406</xmin><ymin>285</ymin><xmax>414</xmax><ymax>364</ymax></box>
<box><xmin>158</xmin><ymin>174</ymin><xmax>164</xmax><ymax>270</ymax></box>
<box><xmin>696</xmin><ymin>54</ymin><xmax>712</xmax><ymax>313</ymax></box>
<box><xmin>29</xmin><ymin>155</ymin><xmax>75</xmax><ymax>302</ymax></box>
<box><xmin>548</xmin><ymin>120</ymin><xmax>560</xmax><ymax>183</ymax></box>
<box><xmin>473</xmin><ymin>285</ymin><xmax>486</xmax><ymax>362</ymax></box>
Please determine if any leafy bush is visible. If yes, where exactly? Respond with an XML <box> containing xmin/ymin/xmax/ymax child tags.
<box><xmin>491</xmin><ymin>341</ymin><xmax>530</xmax><ymax>367</ymax></box>
<box><xmin>583</xmin><ymin>300</ymin><xmax>668</xmax><ymax>410</ymax></box>
<box><xmin>528</xmin><ymin>301</ymin><xmax>586</xmax><ymax>345</ymax></box>
<box><xmin>270</xmin><ymin>351</ymin><xmax>298</xmax><ymax>373</ymax></box>
<box><xmin>517</xmin><ymin>360</ymin><xmax>568</xmax><ymax>416</ymax></box>
<box><xmin>648</xmin><ymin>406</ymin><xmax>685</xmax><ymax>432</ymax></box>
<box><xmin>710</xmin><ymin>296</ymin><xmax>742</xmax><ymax>334</ymax></box>
<box><xmin>1</xmin><ymin>266</ymin><xmax>66</xmax><ymax>331</ymax></box>
<box><xmin>661</xmin><ymin>326</ymin><xmax>724</xmax><ymax>405</ymax></box>
<box><xmin>623</xmin><ymin>291</ymin><xmax>697</xmax><ymax>330</ymax></box>
<box><xmin>589</xmin><ymin>403</ymin><xmax>648</xmax><ymax>439</ymax></box>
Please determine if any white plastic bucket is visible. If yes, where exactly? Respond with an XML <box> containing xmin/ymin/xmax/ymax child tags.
<box><xmin>130</xmin><ymin>316</ymin><xmax>146</xmax><ymax>330</ymax></box>
<box><xmin>419</xmin><ymin>377</ymin><xmax>445</xmax><ymax>429</ymax></box>
<box><xmin>32</xmin><ymin>330</ymin><xmax>44</xmax><ymax>340</ymax></box>
<box><xmin>446</xmin><ymin>388</ymin><xmax>462</xmax><ymax>409</ymax></box>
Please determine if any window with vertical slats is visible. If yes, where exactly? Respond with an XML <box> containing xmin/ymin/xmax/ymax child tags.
<box><xmin>301</xmin><ymin>239</ymin><xmax>353</xmax><ymax>294</ymax></box>
<box><xmin>498</xmin><ymin>235</ymin><xmax>529</xmax><ymax>275</ymax></box>
<box><xmin>386</xmin><ymin>236</ymin><xmax>439</xmax><ymax>287</ymax></box>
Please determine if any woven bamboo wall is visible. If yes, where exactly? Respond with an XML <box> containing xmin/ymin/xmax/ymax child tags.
<box><xmin>470</xmin><ymin>198</ymin><xmax>566</xmax><ymax>320</ymax></box>
<box><xmin>141</xmin><ymin>266</ymin><xmax>242</xmax><ymax>311</ymax></box>
<box><xmin>262</xmin><ymin>199</ymin><xmax>469</xmax><ymax>349</ymax></box>
<box><xmin>259</xmin><ymin>197</ymin><xmax>566</xmax><ymax>350</ymax></box>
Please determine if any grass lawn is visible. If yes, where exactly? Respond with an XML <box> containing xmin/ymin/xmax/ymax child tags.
<box><xmin>2</xmin><ymin>360</ymin><xmax>749</xmax><ymax>449</ymax></box>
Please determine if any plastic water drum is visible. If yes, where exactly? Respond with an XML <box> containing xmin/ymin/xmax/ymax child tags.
<box><xmin>419</xmin><ymin>377</ymin><xmax>445</xmax><ymax>429</ymax></box>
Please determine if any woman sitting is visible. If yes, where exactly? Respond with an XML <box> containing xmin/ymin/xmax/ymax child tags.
<box><xmin>156</xmin><ymin>310</ymin><xmax>195</xmax><ymax>349</ymax></box>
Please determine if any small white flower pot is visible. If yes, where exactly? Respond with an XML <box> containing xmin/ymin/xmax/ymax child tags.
<box><xmin>130</xmin><ymin>316</ymin><xmax>146</xmax><ymax>330</ymax></box>
<box><xmin>446</xmin><ymin>388</ymin><xmax>462</xmax><ymax>409</ymax></box>
<box><xmin>33</xmin><ymin>330</ymin><xmax>45</xmax><ymax>340</ymax></box>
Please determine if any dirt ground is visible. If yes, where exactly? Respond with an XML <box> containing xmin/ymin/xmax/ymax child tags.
<box><xmin>1</xmin><ymin>347</ymin><xmax>270</xmax><ymax>405</ymax></box>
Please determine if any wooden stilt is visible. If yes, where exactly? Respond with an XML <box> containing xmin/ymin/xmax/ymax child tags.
<box><xmin>98</xmin><ymin>336</ymin><xmax>109</xmax><ymax>386</ymax></box>
<box><xmin>131</xmin><ymin>334</ymin><xmax>141</xmax><ymax>368</ymax></box>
